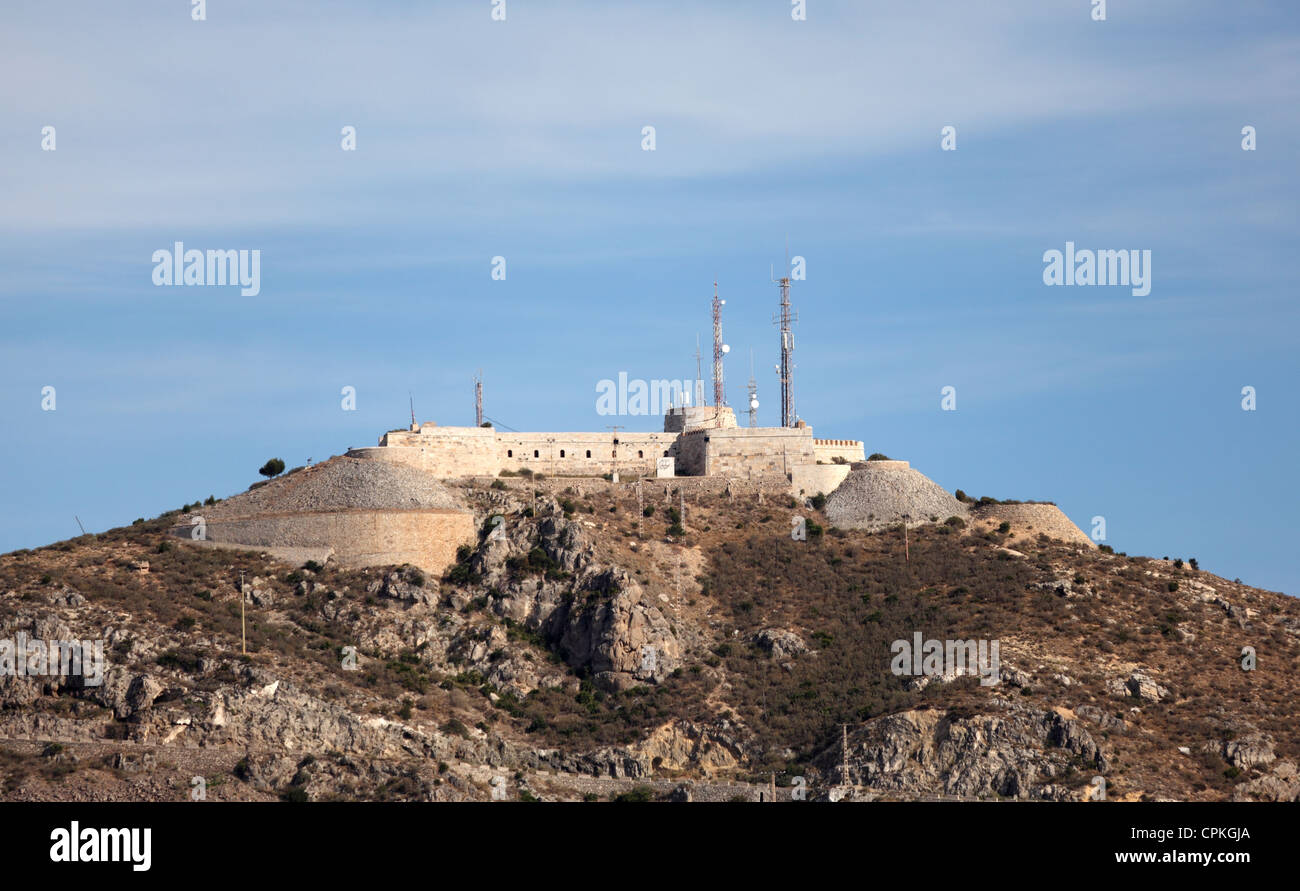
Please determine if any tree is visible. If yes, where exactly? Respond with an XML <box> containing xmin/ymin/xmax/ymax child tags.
<box><xmin>258</xmin><ymin>458</ymin><xmax>286</xmax><ymax>479</ymax></box>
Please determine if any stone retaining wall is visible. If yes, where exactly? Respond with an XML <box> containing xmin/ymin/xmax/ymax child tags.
<box><xmin>176</xmin><ymin>508</ymin><xmax>476</xmax><ymax>574</ymax></box>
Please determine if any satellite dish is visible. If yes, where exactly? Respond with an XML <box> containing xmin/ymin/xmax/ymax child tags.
<box><xmin>722</xmin><ymin>344</ymin><xmax>731</xmax><ymax>354</ymax></box>
<box><xmin>750</xmin><ymin>399</ymin><xmax>759</xmax><ymax>409</ymax></box>
<box><xmin>720</xmin><ymin>299</ymin><xmax>726</xmax><ymax>305</ymax></box>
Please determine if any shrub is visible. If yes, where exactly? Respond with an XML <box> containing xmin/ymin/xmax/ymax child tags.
<box><xmin>810</xmin><ymin>493</ymin><xmax>827</xmax><ymax>511</ymax></box>
<box><xmin>867</xmin><ymin>453</ymin><xmax>890</xmax><ymax>461</ymax></box>
<box><xmin>612</xmin><ymin>785</ymin><xmax>655</xmax><ymax>803</ymax></box>
<box><xmin>1167</xmin><ymin>581</ymin><xmax>1179</xmax><ymax>592</ymax></box>
<box><xmin>1189</xmin><ymin>557</ymin><xmax>1199</xmax><ymax>571</ymax></box>
<box><xmin>997</xmin><ymin>522</ymin><xmax>1011</xmax><ymax>534</ymax></box>
<box><xmin>954</xmin><ymin>489</ymin><xmax>970</xmax><ymax>503</ymax></box>
<box><xmin>643</xmin><ymin>505</ymin><xmax>655</xmax><ymax>518</ymax></box>
<box><xmin>258</xmin><ymin>458</ymin><xmax>286</xmax><ymax>479</ymax></box>
<box><xmin>490</xmin><ymin>480</ymin><xmax>506</xmax><ymax>490</ymax></box>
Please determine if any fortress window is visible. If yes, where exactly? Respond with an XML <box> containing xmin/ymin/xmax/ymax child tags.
<box><xmin>560</xmin><ymin>450</ymin><xmax>566</xmax><ymax>458</ymax></box>
<box><xmin>585</xmin><ymin>450</ymin><xmax>591</xmax><ymax>458</ymax></box>
<box><xmin>533</xmin><ymin>450</ymin><xmax>539</xmax><ymax>458</ymax></box>
<box><xmin>507</xmin><ymin>450</ymin><xmax>513</xmax><ymax>457</ymax></box>
<box><xmin>637</xmin><ymin>450</ymin><xmax>643</xmax><ymax>458</ymax></box>
<box><xmin>663</xmin><ymin>450</ymin><xmax>669</xmax><ymax>457</ymax></box>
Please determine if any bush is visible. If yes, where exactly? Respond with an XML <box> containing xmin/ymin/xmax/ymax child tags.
<box><xmin>1189</xmin><ymin>557</ymin><xmax>1199</xmax><ymax>571</ymax></box>
<box><xmin>954</xmin><ymin>489</ymin><xmax>970</xmax><ymax>503</ymax></box>
<box><xmin>867</xmin><ymin>453</ymin><xmax>890</xmax><ymax>461</ymax></box>
<box><xmin>612</xmin><ymin>785</ymin><xmax>655</xmax><ymax>803</ymax></box>
<box><xmin>279</xmin><ymin>786</ymin><xmax>310</xmax><ymax>802</ymax></box>
<box><xmin>997</xmin><ymin>522</ymin><xmax>1011</xmax><ymax>534</ymax></box>
<box><xmin>810</xmin><ymin>493</ymin><xmax>827</xmax><ymax>511</ymax></box>
<box><xmin>643</xmin><ymin>505</ymin><xmax>655</xmax><ymax>518</ymax></box>
<box><xmin>258</xmin><ymin>458</ymin><xmax>286</xmax><ymax>479</ymax></box>
<box><xmin>1167</xmin><ymin>581</ymin><xmax>1179</xmax><ymax>592</ymax></box>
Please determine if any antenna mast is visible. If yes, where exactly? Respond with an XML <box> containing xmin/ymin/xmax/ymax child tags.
<box><xmin>747</xmin><ymin>350</ymin><xmax>759</xmax><ymax>427</ymax></box>
<box><xmin>409</xmin><ymin>392</ymin><xmax>416</xmax><ymax>429</ymax></box>
<box><xmin>474</xmin><ymin>370</ymin><xmax>483</xmax><ymax>427</ymax></box>
<box><xmin>772</xmin><ymin>251</ymin><xmax>798</xmax><ymax>427</ymax></box>
<box><xmin>711</xmin><ymin>281</ymin><xmax>728</xmax><ymax>407</ymax></box>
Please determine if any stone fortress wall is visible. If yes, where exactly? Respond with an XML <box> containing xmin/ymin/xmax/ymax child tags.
<box><xmin>347</xmin><ymin>409</ymin><xmax>862</xmax><ymax>484</ymax></box>
<box><xmin>192</xmin><ymin>508</ymin><xmax>475</xmax><ymax>574</ymax></box>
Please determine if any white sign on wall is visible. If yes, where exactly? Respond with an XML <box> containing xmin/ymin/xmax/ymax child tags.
<box><xmin>656</xmin><ymin>457</ymin><xmax>675</xmax><ymax>478</ymax></box>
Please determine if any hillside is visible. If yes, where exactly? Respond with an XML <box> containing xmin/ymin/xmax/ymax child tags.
<box><xmin>1</xmin><ymin>476</ymin><xmax>1297</xmax><ymax>802</ymax></box>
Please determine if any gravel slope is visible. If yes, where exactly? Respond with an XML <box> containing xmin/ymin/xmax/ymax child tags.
<box><xmin>824</xmin><ymin>463</ymin><xmax>968</xmax><ymax>531</ymax></box>
<box><xmin>205</xmin><ymin>456</ymin><xmax>464</xmax><ymax>516</ymax></box>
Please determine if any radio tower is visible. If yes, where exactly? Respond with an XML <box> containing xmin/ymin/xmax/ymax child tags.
<box><xmin>746</xmin><ymin>350</ymin><xmax>759</xmax><ymax>427</ymax></box>
<box><xmin>473</xmin><ymin>371</ymin><xmax>483</xmax><ymax>427</ymax></box>
<box><xmin>772</xmin><ymin>250</ymin><xmax>798</xmax><ymax>427</ymax></box>
<box><xmin>711</xmin><ymin>281</ymin><xmax>729</xmax><ymax>406</ymax></box>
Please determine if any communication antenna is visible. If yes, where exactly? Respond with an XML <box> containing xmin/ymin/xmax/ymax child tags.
<box><xmin>711</xmin><ymin>281</ymin><xmax>730</xmax><ymax>407</ymax></box>
<box><xmin>772</xmin><ymin>249</ymin><xmax>798</xmax><ymax>427</ymax></box>
<box><xmin>409</xmin><ymin>392</ymin><xmax>416</xmax><ymax>428</ymax></box>
<box><xmin>746</xmin><ymin>350</ymin><xmax>759</xmax><ymax>428</ymax></box>
<box><xmin>474</xmin><ymin>370</ymin><xmax>484</xmax><ymax>427</ymax></box>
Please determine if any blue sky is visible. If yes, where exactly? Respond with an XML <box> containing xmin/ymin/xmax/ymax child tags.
<box><xmin>1</xmin><ymin>0</ymin><xmax>1297</xmax><ymax>594</ymax></box>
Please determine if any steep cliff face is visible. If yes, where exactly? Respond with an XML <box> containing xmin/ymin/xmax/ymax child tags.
<box><xmin>0</xmin><ymin>477</ymin><xmax>1295</xmax><ymax>802</ymax></box>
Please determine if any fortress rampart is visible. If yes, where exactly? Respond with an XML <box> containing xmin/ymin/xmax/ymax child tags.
<box><xmin>348</xmin><ymin>414</ymin><xmax>863</xmax><ymax>484</ymax></box>
<box><xmin>177</xmin><ymin>508</ymin><xmax>476</xmax><ymax>574</ymax></box>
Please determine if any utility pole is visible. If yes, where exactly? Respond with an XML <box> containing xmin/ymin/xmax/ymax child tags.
<box><xmin>409</xmin><ymin>392</ymin><xmax>416</xmax><ymax>429</ymax></box>
<box><xmin>901</xmin><ymin>514</ymin><xmax>911</xmax><ymax>562</ymax></box>
<box><xmin>841</xmin><ymin>723</ymin><xmax>851</xmax><ymax>787</ymax></box>
<box><xmin>474</xmin><ymin>370</ymin><xmax>483</xmax><ymax>427</ymax></box>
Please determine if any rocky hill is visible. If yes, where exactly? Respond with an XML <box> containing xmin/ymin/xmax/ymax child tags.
<box><xmin>1</xmin><ymin>475</ymin><xmax>1296</xmax><ymax>802</ymax></box>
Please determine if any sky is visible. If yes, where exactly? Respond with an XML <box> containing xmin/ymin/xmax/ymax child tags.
<box><xmin>1</xmin><ymin>0</ymin><xmax>1297</xmax><ymax>594</ymax></box>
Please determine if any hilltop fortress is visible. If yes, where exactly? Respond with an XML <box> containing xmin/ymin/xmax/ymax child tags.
<box><xmin>346</xmin><ymin>404</ymin><xmax>865</xmax><ymax>498</ymax></box>
<box><xmin>180</xmin><ymin>279</ymin><xmax>1093</xmax><ymax>572</ymax></box>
